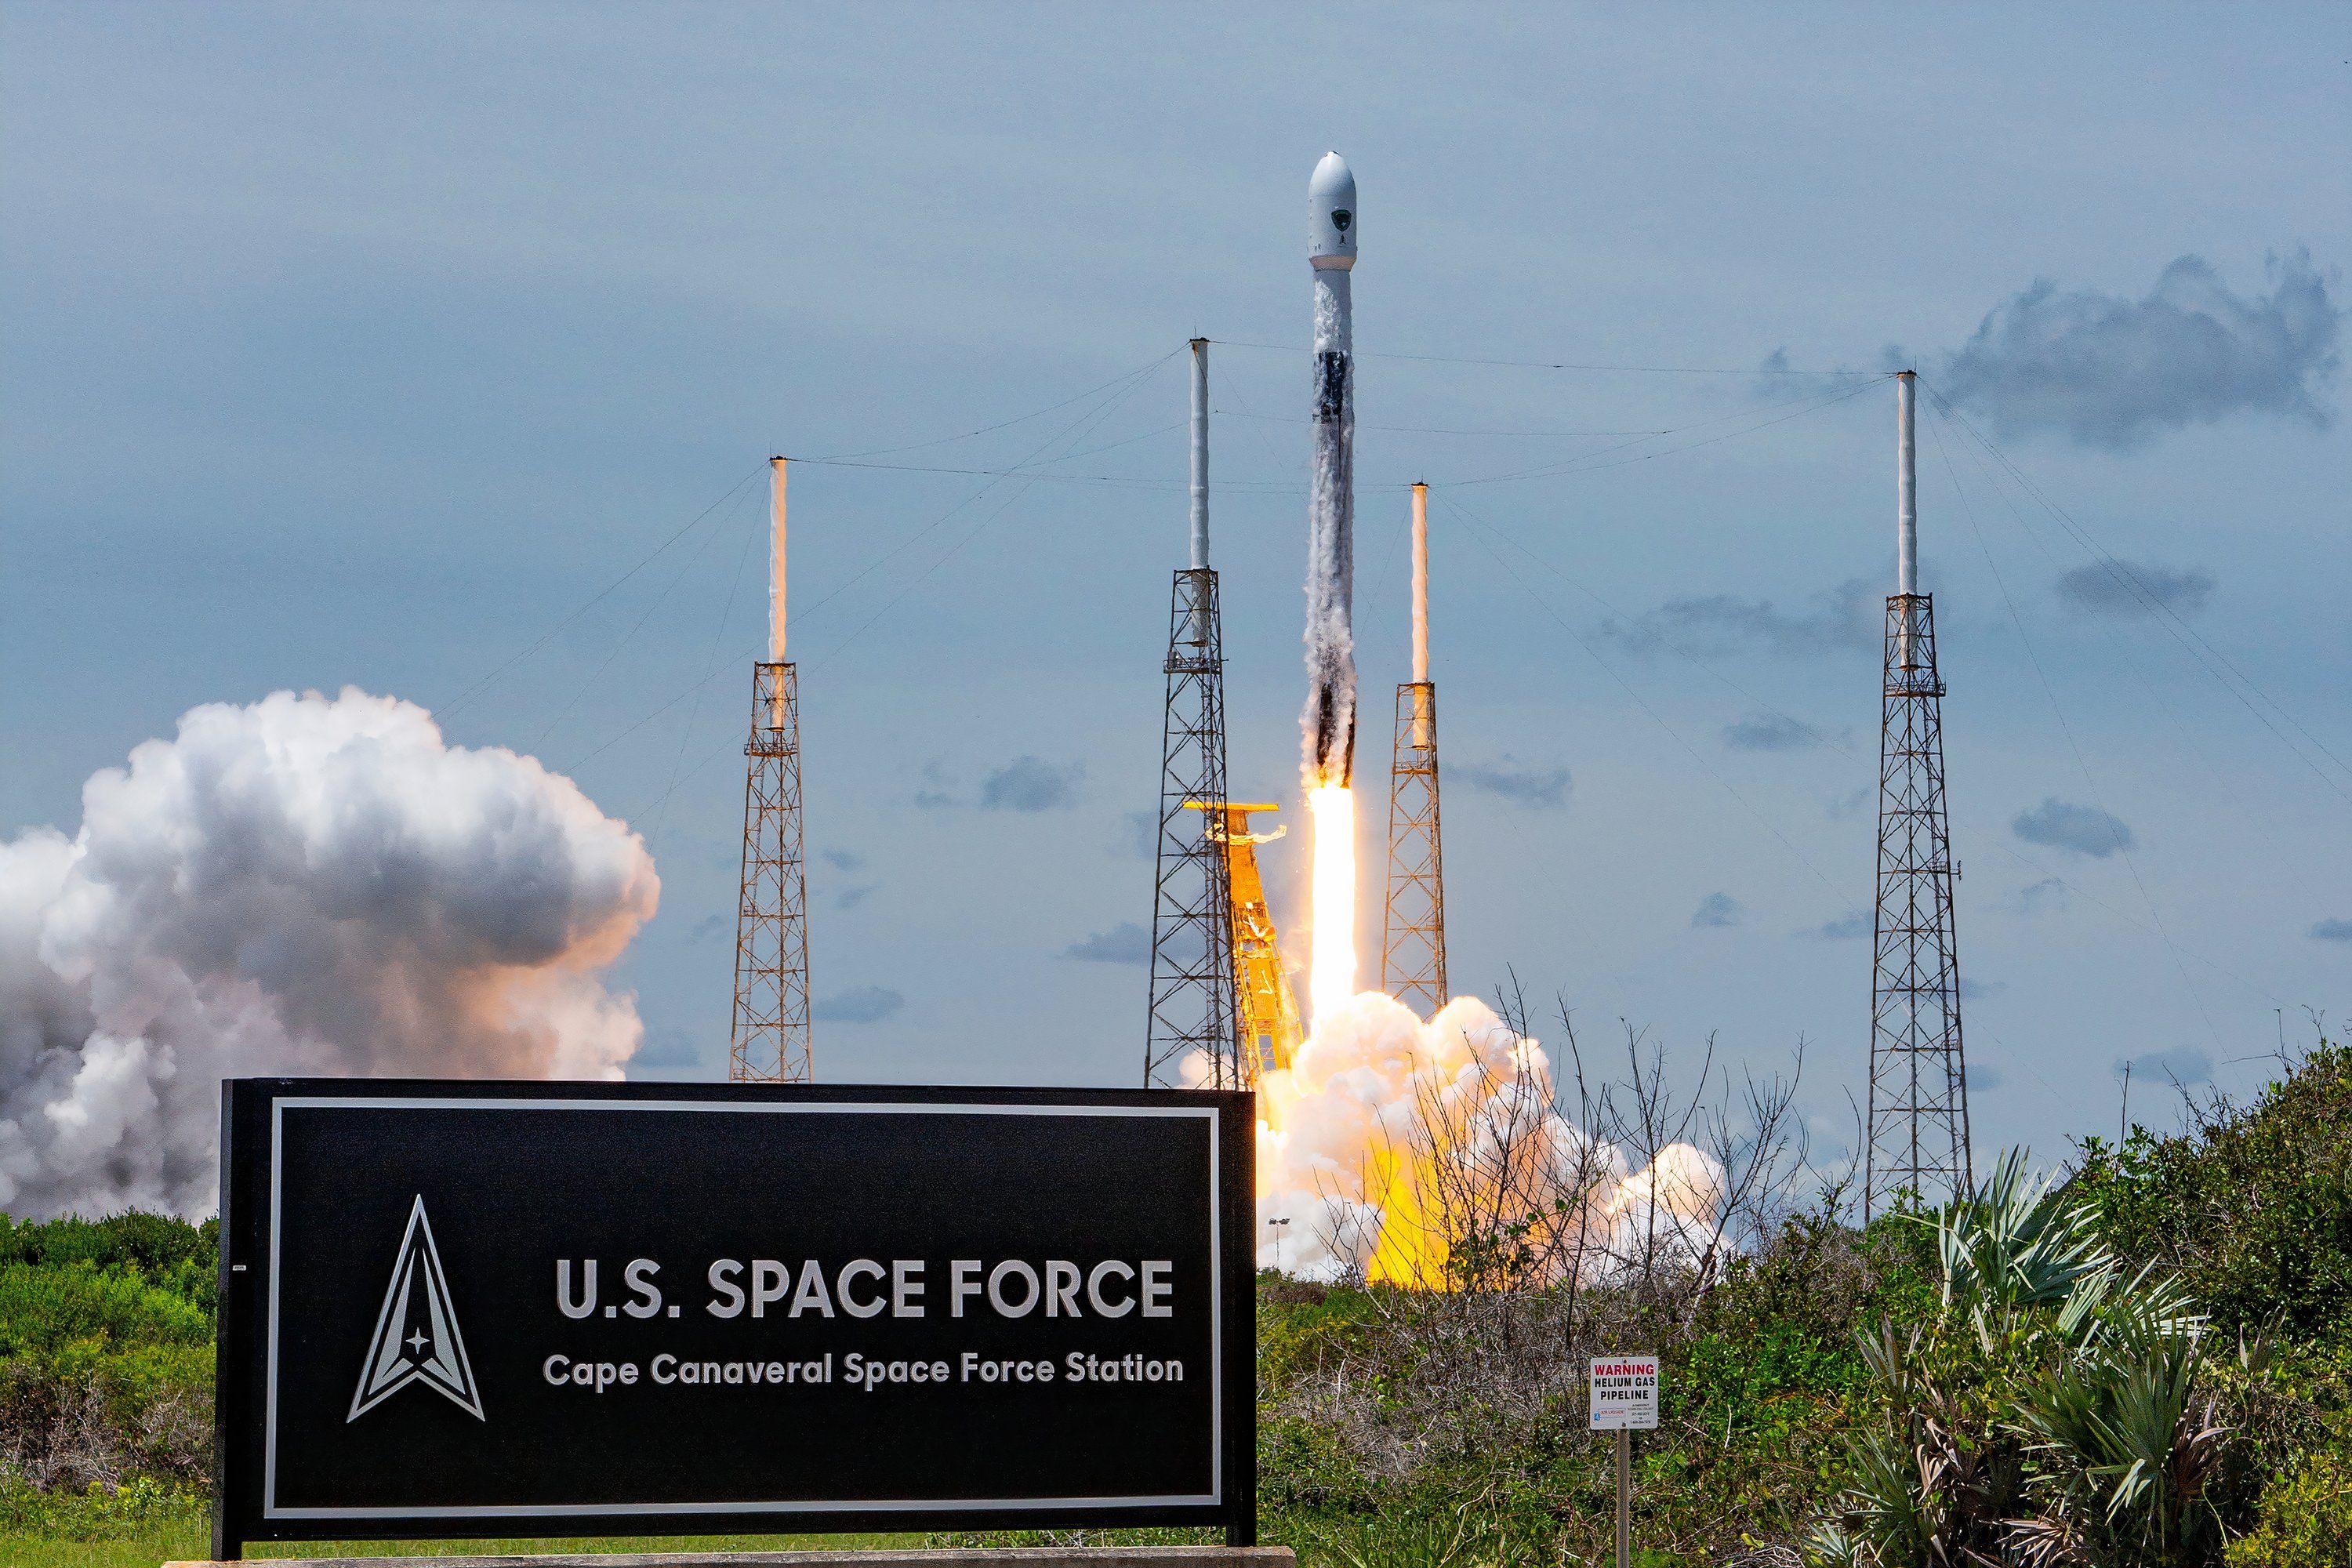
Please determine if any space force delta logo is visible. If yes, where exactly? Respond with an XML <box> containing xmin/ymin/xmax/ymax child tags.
<box><xmin>348</xmin><ymin>1196</ymin><xmax>485</xmax><ymax>1423</ymax></box>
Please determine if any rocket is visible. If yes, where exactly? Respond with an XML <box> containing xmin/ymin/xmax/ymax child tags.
<box><xmin>1303</xmin><ymin>151</ymin><xmax>1358</xmax><ymax>788</ymax></box>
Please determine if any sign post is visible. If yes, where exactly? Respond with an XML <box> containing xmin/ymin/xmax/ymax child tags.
<box><xmin>212</xmin><ymin>1080</ymin><xmax>1255</xmax><ymax>1560</ymax></box>
<box><xmin>1588</xmin><ymin>1354</ymin><xmax>1659</xmax><ymax>1568</ymax></box>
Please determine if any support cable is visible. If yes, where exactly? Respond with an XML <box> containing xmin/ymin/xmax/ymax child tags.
<box><xmin>438</xmin><ymin>464</ymin><xmax>765</xmax><ymax>721</ymax></box>
<box><xmin>1919</xmin><ymin>404</ymin><xmax>2226</xmax><ymax>1054</ymax></box>
<box><xmin>1446</xmin><ymin>492</ymin><xmax>1854</xmax><ymax>756</ymax></box>
<box><xmin>1436</xmin><ymin>376</ymin><xmax>1890</xmax><ymax>489</ymax></box>
<box><xmin>803</xmin><ymin>349</ymin><xmax>1187</xmax><ymax>461</ymax></box>
<box><xmin>608</xmin><ymin>348</ymin><xmax>1169</xmax><ymax>826</ymax></box>
<box><xmin>1921</xmin><ymin>383</ymin><xmax>2352</xmax><ymax>805</ymax></box>
<box><xmin>648</xmin><ymin>484</ymin><xmax>764</xmax><ymax>851</ymax></box>
<box><xmin>1207</xmin><ymin>339</ymin><xmax>1878</xmax><ymax>376</ymax></box>
<box><xmin>1444</xmin><ymin>496</ymin><xmax>1844</xmax><ymax>897</ymax></box>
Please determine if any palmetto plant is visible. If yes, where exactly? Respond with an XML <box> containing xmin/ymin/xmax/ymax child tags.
<box><xmin>1809</xmin><ymin>1152</ymin><xmax>2249</xmax><ymax>1568</ymax></box>
<box><xmin>2006</xmin><ymin>1279</ymin><xmax>2266</xmax><ymax>1567</ymax></box>
<box><xmin>1931</xmin><ymin>1149</ymin><xmax>2111</xmax><ymax>1346</ymax></box>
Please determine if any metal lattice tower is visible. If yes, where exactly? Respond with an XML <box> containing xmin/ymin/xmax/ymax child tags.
<box><xmin>1145</xmin><ymin>340</ymin><xmax>1244</xmax><ymax>1089</ymax></box>
<box><xmin>730</xmin><ymin>459</ymin><xmax>812</xmax><ymax>1083</ymax></box>
<box><xmin>1866</xmin><ymin>374</ymin><xmax>1969</xmax><ymax>1215</ymax></box>
<box><xmin>1382</xmin><ymin>682</ymin><xmax>1446</xmax><ymax>1016</ymax></box>
<box><xmin>1381</xmin><ymin>485</ymin><xmax>1446</xmax><ymax>1014</ymax></box>
<box><xmin>1145</xmin><ymin>567</ymin><xmax>1240</xmax><ymax>1087</ymax></box>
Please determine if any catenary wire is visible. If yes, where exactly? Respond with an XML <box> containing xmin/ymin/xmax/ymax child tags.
<box><xmin>802</xmin><ymin>350</ymin><xmax>1185</xmax><ymax>461</ymax></box>
<box><xmin>1208</xmin><ymin>339</ymin><xmax>1879</xmax><ymax>376</ymax></box>
<box><xmin>438</xmin><ymin>464</ymin><xmax>764</xmax><ymax>721</ymax></box>
<box><xmin>1920</xmin><ymin>401</ymin><xmax>2227</xmax><ymax>1054</ymax></box>
<box><xmin>1446</xmin><ymin>499</ymin><xmax>1846</xmax><ymax>898</ymax></box>
<box><xmin>1919</xmin><ymin>381</ymin><xmax>2352</xmax><ymax>804</ymax></box>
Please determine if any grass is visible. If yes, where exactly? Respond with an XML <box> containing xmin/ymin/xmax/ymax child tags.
<box><xmin>2</xmin><ymin>1526</ymin><xmax>924</xmax><ymax>1566</ymax></box>
<box><xmin>14</xmin><ymin>1039</ymin><xmax>2352</xmax><ymax>1564</ymax></box>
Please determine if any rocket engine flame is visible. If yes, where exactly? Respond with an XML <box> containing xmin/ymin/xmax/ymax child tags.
<box><xmin>1306</xmin><ymin>783</ymin><xmax>1357</xmax><ymax>1023</ymax></box>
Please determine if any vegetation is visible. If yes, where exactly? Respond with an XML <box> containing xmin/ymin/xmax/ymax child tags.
<box><xmin>7</xmin><ymin>1037</ymin><xmax>2352</xmax><ymax>1564</ymax></box>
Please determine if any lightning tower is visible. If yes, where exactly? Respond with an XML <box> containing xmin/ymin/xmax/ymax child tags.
<box><xmin>1865</xmin><ymin>372</ymin><xmax>1970</xmax><ymax>1214</ymax></box>
<box><xmin>1145</xmin><ymin>340</ymin><xmax>1243</xmax><ymax>1088</ymax></box>
<box><xmin>1381</xmin><ymin>481</ymin><xmax>1446</xmax><ymax>1015</ymax></box>
<box><xmin>729</xmin><ymin>456</ymin><xmax>813</xmax><ymax>1083</ymax></box>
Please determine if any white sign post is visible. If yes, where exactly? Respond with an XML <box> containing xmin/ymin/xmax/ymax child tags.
<box><xmin>1591</xmin><ymin>1355</ymin><xmax>1660</xmax><ymax>1568</ymax></box>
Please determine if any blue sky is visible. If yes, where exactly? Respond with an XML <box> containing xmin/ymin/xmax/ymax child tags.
<box><xmin>4</xmin><ymin>4</ymin><xmax>2346</xmax><ymax>1166</ymax></box>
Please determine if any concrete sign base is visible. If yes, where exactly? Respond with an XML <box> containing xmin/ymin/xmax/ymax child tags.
<box><xmin>167</xmin><ymin>1548</ymin><xmax>1298</xmax><ymax>1568</ymax></box>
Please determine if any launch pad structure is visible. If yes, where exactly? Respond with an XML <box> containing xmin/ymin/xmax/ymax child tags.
<box><xmin>1381</xmin><ymin>481</ymin><xmax>1447</xmax><ymax>1015</ymax></box>
<box><xmin>729</xmin><ymin>457</ymin><xmax>814</xmax><ymax>1083</ymax></box>
<box><xmin>1865</xmin><ymin>372</ymin><xmax>1970</xmax><ymax>1215</ymax></box>
<box><xmin>1200</xmin><ymin>801</ymin><xmax>1305</xmax><ymax>1082</ymax></box>
<box><xmin>1145</xmin><ymin>340</ymin><xmax>1249</xmax><ymax>1089</ymax></box>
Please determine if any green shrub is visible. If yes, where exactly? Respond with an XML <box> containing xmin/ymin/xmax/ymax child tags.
<box><xmin>2074</xmin><ymin>1038</ymin><xmax>2352</xmax><ymax>1341</ymax></box>
<box><xmin>0</xmin><ymin>1211</ymin><xmax>216</xmax><ymax>1491</ymax></box>
<box><xmin>2224</xmin><ymin>1443</ymin><xmax>2352</xmax><ymax>1568</ymax></box>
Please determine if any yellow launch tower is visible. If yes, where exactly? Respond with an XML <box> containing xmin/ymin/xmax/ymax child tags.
<box><xmin>1187</xmin><ymin>801</ymin><xmax>1304</xmax><ymax>1083</ymax></box>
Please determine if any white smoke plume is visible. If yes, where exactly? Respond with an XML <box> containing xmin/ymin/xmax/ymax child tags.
<box><xmin>1243</xmin><ymin>993</ymin><xmax>1726</xmax><ymax>1284</ymax></box>
<box><xmin>0</xmin><ymin>688</ymin><xmax>659</xmax><ymax>1219</ymax></box>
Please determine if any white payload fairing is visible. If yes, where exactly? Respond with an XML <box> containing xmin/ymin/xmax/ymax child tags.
<box><xmin>1303</xmin><ymin>151</ymin><xmax>1358</xmax><ymax>788</ymax></box>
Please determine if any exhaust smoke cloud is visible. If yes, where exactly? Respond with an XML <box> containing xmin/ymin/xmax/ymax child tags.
<box><xmin>1247</xmin><ymin>993</ymin><xmax>1725</xmax><ymax>1284</ymax></box>
<box><xmin>0</xmin><ymin>688</ymin><xmax>659</xmax><ymax>1218</ymax></box>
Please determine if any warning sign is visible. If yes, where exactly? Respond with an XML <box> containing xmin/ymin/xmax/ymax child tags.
<box><xmin>1588</xmin><ymin>1354</ymin><xmax>1659</xmax><ymax>1431</ymax></box>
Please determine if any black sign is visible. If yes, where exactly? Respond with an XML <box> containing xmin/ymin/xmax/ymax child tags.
<box><xmin>214</xmin><ymin>1080</ymin><xmax>1255</xmax><ymax>1558</ymax></box>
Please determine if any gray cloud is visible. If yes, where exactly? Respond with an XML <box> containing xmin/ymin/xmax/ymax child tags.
<box><xmin>2056</xmin><ymin>560</ymin><xmax>2216</xmax><ymax>618</ymax></box>
<box><xmin>1936</xmin><ymin>252</ymin><xmax>2341</xmax><ymax>449</ymax></box>
<box><xmin>2013</xmin><ymin>877</ymin><xmax>2068</xmax><ymax>914</ymax></box>
<box><xmin>913</xmin><ymin>761</ymin><xmax>958</xmax><ymax>811</ymax></box>
<box><xmin>686</xmin><ymin>912</ymin><xmax>727</xmax><ymax>945</ymax></box>
<box><xmin>980</xmin><ymin>756</ymin><xmax>1083</xmax><ymax>813</ymax></box>
<box><xmin>2311</xmin><ymin>918</ymin><xmax>2352</xmax><ymax>942</ymax></box>
<box><xmin>1691</xmin><ymin>892</ymin><xmax>1740</xmax><ymax>929</ymax></box>
<box><xmin>1065</xmin><ymin>921</ymin><xmax>1151</xmax><ymax>965</ymax></box>
<box><xmin>1457</xmin><ymin>757</ymin><xmax>1571</xmax><ymax>809</ymax></box>
<box><xmin>821</xmin><ymin>849</ymin><xmax>865</xmax><ymax>872</ymax></box>
<box><xmin>812</xmin><ymin>985</ymin><xmax>904</xmax><ymax>1023</ymax></box>
<box><xmin>1966</xmin><ymin>1062</ymin><xmax>2006</xmax><ymax>1092</ymax></box>
<box><xmin>1812</xmin><ymin>910</ymin><xmax>1871</xmax><ymax>939</ymax></box>
<box><xmin>1958</xmin><ymin>978</ymin><xmax>2006</xmax><ymax>1000</ymax></box>
<box><xmin>1606</xmin><ymin>579</ymin><xmax>1875</xmax><ymax>659</ymax></box>
<box><xmin>1119</xmin><ymin>810</ymin><xmax>1157</xmax><ymax>860</ymax></box>
<box><xmin>2115</xmin><ymin>1047</ymin><xmax>2213</xmax><ymax>1087</ymax></box>
<box><xmin>2013</xmin><ymin>798</ymin><xmax>2135</xmax><ymax>858</ymax></box>
<box><xmin>1827</xmin><ymin>786</ymin><xmax>1873</xmax><ymax>822</ymax></box>
<box><xmin>1723</xmin><ymin>712</ymin><xmax>1835</xmax><ymax>752</ymax></box>
<box><xmin>834</xmin><ymin>884</ymin><xmax>877</xmax><ymax>911</ymax></box>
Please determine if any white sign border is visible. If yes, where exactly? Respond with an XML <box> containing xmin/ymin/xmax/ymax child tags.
<box><xmin>263</xmin><ymin>1096</ymin><xmax>1224</xmax><ymax>1521</ymax></box>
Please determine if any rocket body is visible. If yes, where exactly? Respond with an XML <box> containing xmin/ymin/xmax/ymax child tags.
<box><xmin>1304</xmin><ymin>152</ymin><xmax>1358</xmax><ymax>787</ymax></box>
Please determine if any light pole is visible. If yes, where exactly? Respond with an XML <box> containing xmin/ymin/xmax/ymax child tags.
<box><xmin>1268</xmin><ymin>1215</ymin><xmax>1290</xmax><ymax>1276</ymax></box>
